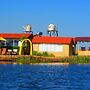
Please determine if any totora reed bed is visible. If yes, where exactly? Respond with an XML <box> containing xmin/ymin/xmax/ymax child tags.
<box><xmin>0</xmin><ymin>55</ymin><xmax>90</xmax><ymax>64</ymax></box>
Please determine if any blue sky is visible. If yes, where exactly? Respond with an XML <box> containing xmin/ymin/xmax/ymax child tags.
<box><xmin>0</xmin><ymin>0</ymin><xmax>90</xmax><ymax>37</ymax></box>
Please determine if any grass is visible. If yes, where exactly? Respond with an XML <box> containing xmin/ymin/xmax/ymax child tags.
<box><xmin>16</xmin><ymin>55</ymin><xmax>90</xmax><ymax>64</ymax></box>
<box><xmin>16</xmin><ymin>57</ymin><xmax>52</xmax><ymax>64</ymax></box>
<box><xmin>59</xmin><ymin>56</ymin><xmax>90</xmax><ymax>64</ymax></box>
<box><xmin>32</xmin><ymin>51</ymin><xmax>55</xmax><ymax>57</ymax></box>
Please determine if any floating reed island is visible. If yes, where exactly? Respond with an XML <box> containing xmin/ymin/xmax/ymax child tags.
<box><xmin>0</xmin><ymin>55</ymin><xmax>90</xmax><ymax>64</ymax></box>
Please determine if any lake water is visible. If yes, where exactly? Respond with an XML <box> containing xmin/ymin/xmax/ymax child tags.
<box><xmin>0</xmin><ymin>64</ymin><xmax>90</xmax><ymax>90</ymax></box>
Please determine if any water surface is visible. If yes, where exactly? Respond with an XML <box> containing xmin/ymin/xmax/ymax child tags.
<box><xmin>0</xmin><ymin>64</ymin><xmax>90</xmax><ymax>90</ymax></box>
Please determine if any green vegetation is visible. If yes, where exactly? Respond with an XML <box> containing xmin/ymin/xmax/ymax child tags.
<box><xmin>16</xmin><ymin>51</ymin><xmax>55</xmax><ymax>64</ymax></box>
<box><xmin>16</xmin><ymin>56</ymin><xmax>90</xmax><ymax>64</ymax></box>
<box><xmin>64</xmin><ymin>56</ymin><xmax>90</xmax><ymax>64</ymax></box>
<box><xmin>16</xmin><ymin>57</ymin><xmax>52</xmax><ymax>64</ymax></box>
<box><xmin>32</xmin><ymin>51</ymin><xmax>55</xmax><ymax>57</ymax></box>
<box><xmin>56</xmin><ymin>56</ymin><xmax>90</xmax><ymax>64</ymax></box>
<box><xmin>12</xmin><ymin>46</ymin><xmax>19</xmax><ymax>49</ymax></box>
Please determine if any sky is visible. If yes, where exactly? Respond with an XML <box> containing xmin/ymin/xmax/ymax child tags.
<box><xmin>0</xmin><ymin>0</ymin><xmax>90</xmax><ymax>37</ymax></box>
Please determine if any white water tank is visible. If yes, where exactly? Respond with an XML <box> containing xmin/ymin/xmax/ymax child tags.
<box><xmin>48</xmin><ymin>24</ymin><xmax>56</xmax><ymax>31</ymax></box>
<box><xmin>24</xmin><ymin>24</ymin><xmax>32</xmax><ymax>32</ymax></box>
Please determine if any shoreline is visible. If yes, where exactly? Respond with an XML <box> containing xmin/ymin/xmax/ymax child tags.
<box><xmin>1</xmin><ymin>62</ymin><xmax>90</xmax><ymax>65</ymax></box>
<box><xmin>0</xmin><ymin>55</ymin><xmax>90</xmax><ymax>64</ymax></box>
<box><xmin>15</xmin><ymin>62</ymin><xmax>69</xmax><ymax>65</ymax></box>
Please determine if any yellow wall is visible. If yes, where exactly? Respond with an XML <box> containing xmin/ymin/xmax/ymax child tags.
<box><xmin>50</xmin><ymin>45</ymin><xmax>69</xmax><ymax>57</ymax></box>
<box><xmin>33</xmin><ymin>44</ymin><xmax>73</xmax><ymax>57</ymax></box>
<box><xmin>78</xmin><ymin>50</ymin><xmax>90</xmax><ymax>56</ymax></box>
<box><xmin>33</xmin><ymin>44</ymin><xmax>39</xmax><ymax>51</ymax></box>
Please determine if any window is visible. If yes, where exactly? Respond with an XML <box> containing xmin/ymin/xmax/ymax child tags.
<box><xmin>6</xmin><ymin>39</ymin><xmax>13</xmax><ymax>46</ymax></box>
<box><xmin>39</xmin><ymin>44</ymin><xmax>63</xmax><ymax>52</ymax></box>
<box><xmin>14</xmin><ymin>40</ymin><xmax>19</xmax><ymax>46</ymax></box>
<box><xmin>6</xmin><ymin>39</ymin><xmax>19</xmax><ymax>46</ymax></box>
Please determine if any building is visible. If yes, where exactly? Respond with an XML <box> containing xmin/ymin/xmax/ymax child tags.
<box><xmin>0</xmin><ymin>33</ymin><xmax>33</xmax><ymax>46</ymax></box>
<box><xmin>1</xmin><ymin>33</ymin><xmax>90</xmax><ymax>57</ymax></box>
<box><xmin>0</xmin><ymin>33</ymin><xmax>33</xmax><ymax>55</ymax></box>
<box><xmin>32</xmin><ymin>36</ymin><xmax>74</xmax><ymax>57</ymax></box>
<box><xmin>75</xmin><ymin>37</ymin><xmax>90</xmax><ymax>56</ymax></box>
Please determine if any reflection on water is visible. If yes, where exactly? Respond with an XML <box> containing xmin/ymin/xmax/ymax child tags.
<box><xmin>0</xmin><ymin>64</ymin><xmax>90</xmax><ymax>90</ymax></box>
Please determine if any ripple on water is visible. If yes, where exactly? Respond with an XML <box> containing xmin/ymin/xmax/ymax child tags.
<box><xmin>0</xmin><ymin>64</ymin><xmax>90</xmax><ymax>90</ymax></box>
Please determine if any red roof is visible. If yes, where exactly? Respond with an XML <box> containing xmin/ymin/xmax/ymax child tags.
<box><xmin>32</xmin><ymin>36</ymin><xmax>73</xmax><ymax>44</ymax></box>
<box><xmin>75</xmin><ymin>37</ymin><xmax>90</xmax><ymax>42</ymax></box>
<box><xmin>0</xmin><ymin>33</ymin><xmax>32</xmax><ymax>39</ymax></box>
